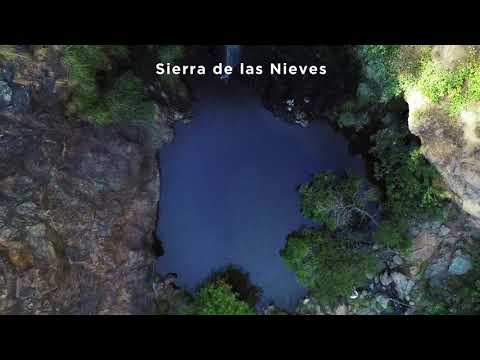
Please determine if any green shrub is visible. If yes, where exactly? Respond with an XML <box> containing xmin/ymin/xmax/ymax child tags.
<box><xmin>371</xmin><ymin>124</ymin><xmax>445</xmax><ymax>223</ymax></box>
<box><xmin>190</xmin><ymin>280</ymin><xmax>256</xmax><ymax>315</ymax></box>
<box><xmin>106</xmin><ymin>71</ymin><xmax>155</xmax><ymax>122</ymax></box>
<box><xmin>373</xmin><ymin>221</ymin><xmax>411</xmax><ymax>251</ymax></box>
<box><xmin>281</xmin><ymin>228</ymin><xmax>378</xmax><ymax>306</ymax></box>
<box><xmin>207</xmin><ymin>265</ymin><xmax>261</xmax><ymax>308</ymax></box>
<box><xmin>64</xmin><ymin>45</ymin><xmax>154</xmax><ymax>124</ymax></box>
<box><xmin>357</xmin><ymin>45</ymin><xmax>480</xmax><ymax>115</ymax></box>
<box><xmin>337</xmin><ymin>112</ymin><xmax>370</xmax><ymax>130</ymax></box>
<box><xmin>299</xmin><ymin>171</ymin><xmax>377</xmax><ymax>231</ymax></box>
<box><xmin>157</xmin><ymin>45</ymin><xmax>185</xmax><ymax>63</ymax></box>
<box><xmin>416</xmin><ymin>49</ymin><xmax>480</xmax><ymax>115</ymax></box>
<box><xmin>356</xmin><ymin>45</ymin><xmax>402</xmax><ymax>102</ymax></box>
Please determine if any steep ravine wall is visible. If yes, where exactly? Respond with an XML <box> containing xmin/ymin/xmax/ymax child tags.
<box><xmin>0</xmin><ymin>46</ymin><xmax>190</xmax><ymax>314</ymax></box>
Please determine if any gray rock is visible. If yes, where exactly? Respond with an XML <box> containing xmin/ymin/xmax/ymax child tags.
<box><xmin>448</xmin><ymin>255</ymin><xmax>472</xmax><ymax>275</ymax></box>
<box><xmin>335</xmin><ymin>304</ymin><xmax>348</xmax><ymax>315</ymax></box>
<box><xmin>375</xmin><ymin>294</ymin><xmax>391</xmax><ymax>309</ymax></box>
<box><xmin>10</xmin><ymin>83</ymin><xmax>31</xmax><ymax>113</ymax></box>
<box><xmin>391</xmin><ymin>272</ymin><xmax>415</xmax><ymax>300</ymax></box>
<box><xmin>439</xmin><ymin>225</ymin><xmax>451</xmax><ymax>236</ymax></box>
<box><xmin>0</xmin><ymin>80</ymin><xmax>13</xmax><ymax>109</ymax></box>
<box><xmin>425</xmin><ymin>256</ymin><xmax>451</xmax><ymax>287</ymax></box>
<box><xmin>410</xmin><ymin>227</ymin><xmax>421</xmax><ymax>237</ymax></box>
<box><xmin>392</xmin><ymin>255</ymin><xmax>404</xmax><ymax>267</ymax></box>
<box><xmin>380</xmin><ymin>271</ymin><xmax>393</xmax><ymax>287</ymax></box>
<box><xmin>431</xmin><ymin>221</ymin><xmax>442</xmax><ymax>231</ymax></box>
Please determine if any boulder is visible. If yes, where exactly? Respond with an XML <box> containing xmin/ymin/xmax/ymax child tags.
<box><xmin>0</xmin><ymin>80</ymin><xmax>12</xmax><ymax>109</ymax></box>
<box><xmin>448</xmin><ymin>255</ymin><xmax>472</xmax><ymax>275</ymax></box>
<box><xmin>391</xmin><ymin>272</ymin><xmax>415</xmax><ymax>300</ymax></box>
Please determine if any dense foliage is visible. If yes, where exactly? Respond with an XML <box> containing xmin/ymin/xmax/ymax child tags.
<box><xmin>207</xmin><ymin>265</ymin><xmax>261</xmax><ymax>308</ymax></box>
<box><xmin>299</xmin><ymin>171</ymin><xmax>377</xmax><ymax>231</ymax></box>
<box><xmin>281</xmin><ymin>228</ymin><xmax>378</xmax><ymax>305</ymax></box>
<box><xmin>371</xmin><ymin>124</ymin><xmax>445</xmax><ymax>223</ymax></box>
<box><xmin>372</xmin><ymin>221</ymin><xmax>411</xmax><ymax>251</ymax></box>
<box><xmin>357</xmin><ymin>45</ymin><xmax>480</xmax><ymax>115</ymax></box>
<box><xmin>189</xmin><ymin>280</ymin><xmax>256</xmax><ymax>315</ymax></box>
<box><xmin>64</xmin><ymin>45</ymin><xmax>155</xmax><ymax>124</ymax></box>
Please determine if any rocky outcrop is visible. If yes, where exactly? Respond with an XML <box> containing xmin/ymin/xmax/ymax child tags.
<box><xmin>405</xmin><ymin>46</ymin><xmax>480</xmax><ymax>224</ymax></box>
<box><xmin>408</xmin><ymin>93</ymin><xmax>480</xmax><ymax>224</ymax></box>
<box><xmin>0</xmin><ymin>113</ymin><xmax>160</xmax><ymax>314</ymax></box>
<box><xmin>0</xmin><ymin>47</ymin><xmax>164</xmax><ymax>314</ymax></box>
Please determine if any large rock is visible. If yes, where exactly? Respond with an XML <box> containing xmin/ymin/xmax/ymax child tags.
<box><xmin>391</xmin><ymin>272</ymin><xmax>415</xmax><ymax>300</ymax></box>
<box><xmin>0</xmin><ymin>80</ymin><xmax>12</xmax><ymax>109</ymax></box>
<box><xmin>0</xmin><ymin>112</ymin><xmax>160</xmax><ymax>314</ymax></box>
<box><xmin>0</xmin><ymin>49</ymin><xmax>162</xmax><ymax>314</ymax></box>
<box><xmin>448</xmin><ymin>255</ymin><xmax>472</xmax><ymax>275</ymax></box>
<box><xmin>406</xmin><ymin>47</ymin><xmax>480</xmax><ymax>222</ymax></box>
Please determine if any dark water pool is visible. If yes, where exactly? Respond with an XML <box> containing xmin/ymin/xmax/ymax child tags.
<box><xmin>155</xmin><ymin>78</ymin><xmax>365</xmax><ymax>310</ymax></box>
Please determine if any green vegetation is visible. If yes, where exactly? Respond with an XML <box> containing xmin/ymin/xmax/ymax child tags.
<box><xmin>189</xmin><ymin>280</ymin><xmax>256</xmax><ymax>315</ymax></box>
<box><xmin>299</xmin><ymin>171</ymin><xmax>377</xmax><ymax>231</ymax></box>
<box><xmin>369</xmin><ymin>121</ymin><xmax>446</xmax><ymax>251</ymax></box>
<box><xmin>0</xmin><ymin>45</ymin><xmax>23</xmax><ymax>62</ymax></box>
<box><xmin>373</xmin><ymin>221</ymin><xmax>411</xmax><ymax>251</ymax></box>
<box><xmin>63</xmin><ymin>45</ymin><xmax>154</xmax><ymax>124</ymax></box>
<box><xmin>207</xmin><ymin>265</ymin><xmax>261</xmax><ymax>308</ymax></box>
<box><xmin>420</xmin><ymin>249</ymin><xmax>480</xmax><ymax>315</ymax></box>
<box><xmin>0</xmin><ymin>45</ymin><xmax>30</xmax><ymax>64</ymax></box>
<box><xmin>356</xmin><ymin>45</ymin><xmax>402</xmax><ymax>102</ymax></box>
<box><xmin>371</xmin><ymin>125</ymin><xmax>445</xmax><ymax>224</ymax></box>
<box><xmin>157</xmin><ymin>45</ymin><xmax>185</xmax><ymax>63</ymax></box>
<box><xmin>106</xmin><ymin>71</ymin><xmax>155</xmax><ymax>121</ymax></box>
<box><xmin>281</xmin><ymin>228</ymin><xmax>378</xmax><ymax>306</ymax></box>
<box><xmin>357</xmin><ymin>45</ymin><xmax>480</xmax><ymax>115</ymax></box>
<box><xmin>416</xmin><ymin>51</ymin><xmax>480</xmax><ymax>115</ymax></box>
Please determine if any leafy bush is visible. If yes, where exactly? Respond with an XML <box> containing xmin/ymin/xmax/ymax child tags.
<box><xmin>373</xmin><ymin>221</ymin><xmax>411</xmax><ymax>251</ymax></box>
<box><xmin>64</xmin><ymin>45</ymin><xmax>154</xmax><ymax>124</ymax></box>
<box><xmin>371</xmin><ymin>124</ymin><xmax>445</xmax><ymax>223</ymax></box>
<box><xmin>207</xmin><ymin>265</ymin><xmax>261</xmax><ymax>308</ymax></box>
<box><xmin>157</xmin><ymin>45</ymin><xmax>185</xmax><ymax>63</ymax></box>
<box><xmin>190</xmin><ymin>280</ymin><xmax>256</xmax><ymax>315</ymax></box>
<box><xmin>337</xmin><ymin>112</ymin><xmax>370</xmax><ymax>131</ymax></box>
<box><xmin>356</xmin><ymin>45</ymin><xmax>402</xmax><ymax>102</ymax></box>
<box><xmin>281</xmin><ymin>228</ymin><xmax>378</xmax><ymax>306</ymax></box>
<box><xmin>299</xmin><ymin>171</ymin><xmax>377</xmax><ymax>231</ymax></box>
<box><xmin>106</xmin><ymin>71</ymin><xmax>155</xmax><ymax>122</ymax></box>
<box><xmin>357</xmin><ymin>45</ymin><xmax>480</xmax><ymax>115</ymax></box>
<box><xmin>416</xmin><ymin>49</ymin><xmax>480</xmax><ymax>115</ymax></box>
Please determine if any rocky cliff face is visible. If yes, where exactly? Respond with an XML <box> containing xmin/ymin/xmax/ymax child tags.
<box><xmin>406</xmin><ymin>49</ymin><xmax>480</xmax><ymax>224</ymax></box>
<box><xmin>0</xmin><ymin>47</ymin><xmax>166</xmax><ymax>314</ymax></box>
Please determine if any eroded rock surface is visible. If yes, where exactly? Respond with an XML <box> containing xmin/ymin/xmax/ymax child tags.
<box><xmin>0</xmin><ymin>113</ymin><xmax>160</xmax><ymax>314</ymax></box>
<box><xmin>0</xmin><ymin>48</ymin><xmax>163</xmax><ymax>314</ymax></box>
<box><xmin>407</xmin><ymin>46</ymin><xmax>480</xmax><ymax>223</ymax></box>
